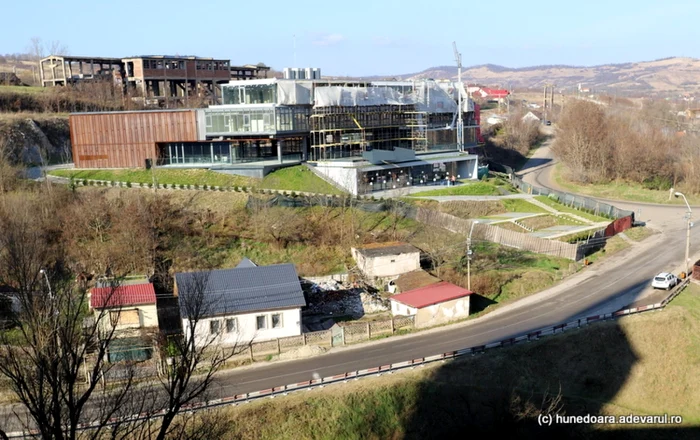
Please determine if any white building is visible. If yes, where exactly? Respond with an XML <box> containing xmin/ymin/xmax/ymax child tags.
<box><xmin>175</xmin><ymin>258</ymin><xmax>306</xmax><ymax>347</ymax></box>
<box><xmin>390</xmin><ymin>281</ymin><xmax>472</xmax><ymax>328</ymax></box>
<box><xmin>351</xmin><ymin>242</ymin><xmax>421</xmax><ymax>278</ymax></box>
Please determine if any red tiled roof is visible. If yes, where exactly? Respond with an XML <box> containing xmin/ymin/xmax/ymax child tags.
<box><xmin>481</xmin><ymin>87</ymin><xmax>510</xmax><ymax>98</ymax></box>
<box><xmin>90</xmin><ymin>283</ymin><xmax>156</xmax><ymax>309</ymax></box>
<box><xmin>390</xmin><ymin>281</ymin><xmax>472</xmax><ymax>309</ymax></box>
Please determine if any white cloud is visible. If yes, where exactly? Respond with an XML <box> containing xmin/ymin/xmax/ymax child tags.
<box><xmin>312</xmin><ymin>33</ymin><xmax>345</xmax><ymax>46</ymax></box>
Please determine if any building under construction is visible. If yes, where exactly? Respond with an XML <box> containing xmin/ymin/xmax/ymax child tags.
<box><xmin>68</xmin><ymin>75</ymin><xmax>482</xmax><ymax>194</ymax></box>
<box><xmin>39</xmin><ymin>55</ymin><xmax>270</xmax><ymax>106</ymax></box>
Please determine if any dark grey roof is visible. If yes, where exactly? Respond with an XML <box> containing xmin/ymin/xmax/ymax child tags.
<box><xmin>355</xmin><ymin>242</ymin><xmax>420</xmax><ymax>258</ymax></box>
<box><xmin>175</xmin><ymin>264</ymin><xmax>305</xmax><ymax>318</ymax></box>
<box><xmin>236</xmin><ymin>258</ymin><xmax>258</xmax><ymax>269</ymax></box>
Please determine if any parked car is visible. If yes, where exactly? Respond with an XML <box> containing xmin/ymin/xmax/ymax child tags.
<box><xmin>651</xmin><ymin>272</ymin><xmax>679</xmax><ymax>290</ymax></box>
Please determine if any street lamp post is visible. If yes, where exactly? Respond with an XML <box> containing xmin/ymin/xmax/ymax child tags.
<box><xmin>39</xmin><ymin>268</ymin><xmax>52</xmax><ymax>301</ymax></box>
<box><xmin>674</xmin><ymin>192</ymin><xmax>692</xmax><ymax>277</ymax></box>
<box><xmin>467</xmin><ymin>221</ymin><xmax>479</xmax><ymax>291</ymax></box>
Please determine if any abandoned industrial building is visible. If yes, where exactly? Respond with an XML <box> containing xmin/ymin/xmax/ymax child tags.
<box><xmin>68</xmin><ymin>70</ymin><xmax>483</xmax><ymax>194</ymax></box>
<box><xmin>39</xmin><ymin>54</ymin><xmax>270</xmax><ymax>105</ymax></box>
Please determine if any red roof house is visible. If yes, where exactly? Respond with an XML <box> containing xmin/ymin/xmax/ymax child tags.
<box><xmin>389</xmin><ymin>281</ymin><xmax>472</xmax><ymax>328</ymax></box>
<box><xmin>472</xmin><ymin>87</ymin><xmax>510</xmax><ymax>100</ymax></box>
<box><xmin>90</xmin><ymin>283</ymin><xmax>157</xmax><ymax>309</ymax></box>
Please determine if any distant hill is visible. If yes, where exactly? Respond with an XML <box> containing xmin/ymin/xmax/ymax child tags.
<box><xmin>367</xmin><ymin>57</ymin><xmax>700</xmax><ymax>97</ymax></box>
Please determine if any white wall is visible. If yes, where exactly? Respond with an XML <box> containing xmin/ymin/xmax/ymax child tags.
<box><xmin>313</xmin><ymin>163</ymin><xmax>358</xmax><ymax>195</ymax></box>
<box><xmin>390</xmin><ymin>299</ymin><xmax>417</xmax><ymax>317</ymax></box>
<box><xmin>184</xmin><ymin>307</ymin><xmax>302</xmax><ymax>347</ymax></box>
<box><xmin>359</xmin><ymin>252</ymin><xmax>420</xmax><ymax>278</ymax></box>
<box><xmin>95</xmin><ymin>304</ymin><xmax>159</xmax><ymax>335</ymax></box>
<box><xmin>415</xmin><ymin>297</ymin><xmax>470</xmax><ymax>328</ymax></box>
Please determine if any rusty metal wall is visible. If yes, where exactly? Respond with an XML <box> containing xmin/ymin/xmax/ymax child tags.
<box><xmin>70</xmin><ymin>110</ymin><xmax>199</xmax><ymax>168</ymax></box>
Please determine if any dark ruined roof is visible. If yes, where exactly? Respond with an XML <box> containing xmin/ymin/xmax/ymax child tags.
<box><xmin>354</xmin><ymin>241</ymin><xmax>420</xmax><ymax>258</ymax></box>
<box><xmin>175</xmin><ymin>264</ymin><xmax>305</xmax><ymax>319</ymax></box>
<box><xmin>393</xmin><ymin>270</ymin><xmax>440</xmax><ymax>293</ymax></box>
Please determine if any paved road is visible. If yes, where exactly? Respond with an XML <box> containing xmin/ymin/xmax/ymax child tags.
<box><xmin>205</xmin><ymin>143</ymin><xmax>693</xmax><ymax>398</ymax></box>
<box><xmin>2</xmin><ymin>151</ymin><xmax>694</xmax><ymax>432</ymax></box>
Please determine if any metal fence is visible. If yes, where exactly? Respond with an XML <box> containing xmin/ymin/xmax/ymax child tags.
<box><xmin>239</xmin><ymin>316</ymin><xmax>416</xmax><ymax>360</ymax></box>
<box><xmin>508</xmin><ymin>170</ymin><xmax>635</xmax><ymax>221</ymax></box>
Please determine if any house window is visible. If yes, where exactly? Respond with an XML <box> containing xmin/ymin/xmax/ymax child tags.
<box><xmin>109</xmin><ymin>309</ymin><xmax>140</xmax><ymax>327</ymax></box>
<box><xmin>225</xmin><ymin>318</ymin><xmax>238</xmax><ymax>333</ymax></box>
<box><xmin>271</xmin><ymin>313</ymin><xmax>283</xmax><ymax>329</ymax></box>
<box><xmin>390</xmin><ymin>259</ymin><xmax>396</xmax><ymax>263</ymax></box>
<box><xmin>209</xmin><ymin>320</ymin><xmax>220</xmax><ymax>335</ymax></box>
<box><xmin>256</xmin><ymin>315</ymin><xmax>267</xmax><ymax>330</ymax></box>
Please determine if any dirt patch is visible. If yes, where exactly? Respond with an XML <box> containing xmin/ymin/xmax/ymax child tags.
<box><xmin>278</xmin><ymin>345</ymin><xmax>327</xmax><ymax>361</ymax></box>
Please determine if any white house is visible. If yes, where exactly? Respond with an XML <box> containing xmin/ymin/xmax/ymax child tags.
<box><xmin>390</xmin><ymin>281</ymin><xmax>472</xmax><ymax>328</ymax></box>
<box><xmin>521</xmin><ymin>111</ymin><xmax>540</xmax><ymax>123</ymax></box>
<box><xmin>351</xmin><ymin>242</ymin><xmax>421</xmax><ymax>278</ymax></box>
<box><xmin>175</xmin><ymin>258</ymin><xmax>306</xmax><ymax>347</ymax></box>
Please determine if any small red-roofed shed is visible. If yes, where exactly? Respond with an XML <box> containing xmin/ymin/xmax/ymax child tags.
<box><xmin>389</xmin><ymin>281</ymin><xmax>472</xmax><ymax>328</ymax></box>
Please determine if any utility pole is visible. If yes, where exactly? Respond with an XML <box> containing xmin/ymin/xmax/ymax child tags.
<box><xmin>467</xmin><ymin>221</ymin><xmax>479</xmax><ymax>291</ymax></box>
<box><xmin>675</xmin><ymin>191</ymin><xmax>692</xmax><ymax>276</ymax></box>
<box><xmin>453</xmin><ymin>42</ymin><xmax>464</xmax><ymax>152</ymax></box>
<box><xmin>543</xmin><ymin>85</ymin><xmax>548</xmax><ymax>123</ymax></box>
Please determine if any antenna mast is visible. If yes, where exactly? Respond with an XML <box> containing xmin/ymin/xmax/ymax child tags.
<box><xmin>453</xmin><ymin>41</ymin><xmax>464</xmax><ymax>152</ymax></box>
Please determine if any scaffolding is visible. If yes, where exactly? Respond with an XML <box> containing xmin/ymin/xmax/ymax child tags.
<box><xmin>310</xmin><ymin>105</ymin><xmax>415</xmax><ymax>160</ymax></box>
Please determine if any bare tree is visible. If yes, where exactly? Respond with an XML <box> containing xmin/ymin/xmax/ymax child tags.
<box><xmin>26</xmin><ymin>37</ymin><xmax>69</xmax><ymax>60</ymax></box>
<box><xmin>0</xmin><ymin>196</ymin><xmax>142</xmax><ymax>440</ymax></box>
<box><xmin>151</xmin><ymin>270</ymin><xmax>244</xmax><ymax>440</ymax></box>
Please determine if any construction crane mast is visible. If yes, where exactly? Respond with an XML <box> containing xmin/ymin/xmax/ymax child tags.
<box><xmin>453</xmin><ymin>41</ymin><xmax>464</xmax><ymax>152</ymax></box>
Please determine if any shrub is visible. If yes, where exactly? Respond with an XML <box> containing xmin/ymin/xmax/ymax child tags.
<box><xmin>82</xmin><ymin>179</ymin><xmax>88</xmax><ymax>186</ymax></box>
<box><xmin>147</xmin><ymin>182</ymin><xmax>153</xmax><ymax>188</ymax></box>
<box><xmin>242</xmin><ymin>186</ymin><xmax>248</xmax><ymax>192</ymax></box>
<box><xmin>110</xmin><ymin>181</ymin><xmax>116</xmax><ymax>187</ymax></box>
<box><xmin>126</xmin><ymin>181</ymin><xmax>132</xmax><ymax>188</ymax></box>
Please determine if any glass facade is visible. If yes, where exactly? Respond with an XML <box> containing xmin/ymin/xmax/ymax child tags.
<box><xmin>204</xmin><ymin>107</ymin><xmax>310</xmax><ymax>136</ymax></box>
<box><xmin>222</xmin><ymin>84</ymin><xmax>277</xmax><ymax>104</ymax></box>
<box><xmin>158</xmin><ymin>139</ymin><xmax>305</xmax><ymax>166</ymax></box>
<box><xmin>357</xmin><ymin>162</ymin><xmax>463</xmax><ymax>194</ymax></box>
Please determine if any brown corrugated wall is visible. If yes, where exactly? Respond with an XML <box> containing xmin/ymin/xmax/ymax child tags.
<box><xmin>70</xmin><ymin>110</ymin><xmax>198</xmax><ymax>168</ymax></box>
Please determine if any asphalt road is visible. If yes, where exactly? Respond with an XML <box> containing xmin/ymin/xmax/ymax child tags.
<box><xmin>207</xmin><ymin>142</ymin><xmax>693</xmax><ymax>398</ymax></box>
<box><xmin>1</xmin><ymin>149</ymin><xmax>694</xmax><ymax>432</ymax></box>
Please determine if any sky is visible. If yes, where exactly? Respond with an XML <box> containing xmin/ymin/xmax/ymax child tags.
<box><xmin>2</xmin><ymin>0</ymin><xmax>700</xmax><ymax>77</ymax></box>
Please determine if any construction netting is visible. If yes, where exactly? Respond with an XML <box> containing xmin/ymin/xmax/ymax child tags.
<box><xmin>277</xmin><ymin>80</ymin><xmax>313</xmax><ymax>105</ymax></box>
<box><xmin>313</xmin><ymin>79</ymin><xmax>474</xmax><ymax>114</ymax></box>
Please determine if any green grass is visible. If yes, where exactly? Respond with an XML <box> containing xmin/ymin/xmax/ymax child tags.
<box><xmin>622</xmin><ymin>226</ymin><xmax>657</xmax><ymax>242</ymax></box>
<box><xmin>534</xmin><ymin>195</ymin><xmax>611</xmax><ymax>222</ymax></box>
<box><xmin>49</xmin><ymin>168</ymin><xmax>256</xmax><ymax>188</ymax></box>
<box><xmin>214</xmin><ymin>282</ymin><xmax>700</xmax><ymax>437</ymax></box>
<box><xmin>408</xmin><ymin>182</ymin><xmax>502</xmax><ymax>197</ymax></box>
<box><xmin>259</xmin><ymin>165</ymin><xmax>344</xmax><ymax>194</ymax></box>
<box><xmin>50</xmin><ymin>166</ymin><xmax>346</xmax><ymax>195</ymax></box>
<box><xmin>552</xmin><ymin>163</ymin><xmax>700</xmax><ymax>205</ymax></box>
<box><xmin>502</xmin><ymin>198</ymin><xmax>548</xmax><ymax>213</ymax></box>
<box><xmin>0</xmin><ymin>85</ymin><xmax>47</xmax><ymax>94</ymax></box>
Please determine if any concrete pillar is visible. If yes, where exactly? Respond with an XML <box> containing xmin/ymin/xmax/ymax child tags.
<box><xmin>277</xmin><ymin>139</ymin><xmax>283</xmax><ymax>163</ymax></box>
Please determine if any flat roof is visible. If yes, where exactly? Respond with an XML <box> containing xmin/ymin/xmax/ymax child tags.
<box><xmin>69</xmin><ymin>108</ymin><xmax>195</xmax><ymax>116</ymax></box>
<box><xmin>390</xmin><ymin>281</ymin><xmax>472</xmax><ymax>309</ymax></box>
<box><xmin>354</xmin><ymin>241</ymin><xmax>419</xmax><ymax>258</ymax></box>
<box><xmin>41</xmin><ymin>55</ymin><xmax>122</xmax><ymax>63</ymax></box>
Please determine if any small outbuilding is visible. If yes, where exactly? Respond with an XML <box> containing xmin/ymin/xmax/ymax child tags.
<box><xmin>389</xmin><ymin>281</ymin><xmax>472</xmax><ymax>328</ymax></box>
<box><xmin>351</xmin><ymin>242</ymin><xmax>421</xmax><ymax>278</ymax></box>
